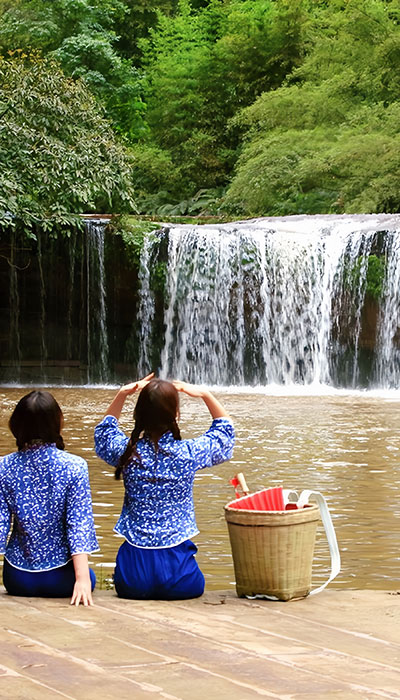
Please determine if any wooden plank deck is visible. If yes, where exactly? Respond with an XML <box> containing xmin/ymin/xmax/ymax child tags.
<box><xmin>1</xmin><ymin>587</ymin><xmax>399</xmax><ymax>699</ymax></box>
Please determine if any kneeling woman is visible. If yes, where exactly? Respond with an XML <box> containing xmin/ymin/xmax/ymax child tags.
<box><xmin>94</xmin><ymin>375</ymin><xmax>234</xmax><ymax>600</ymax></box>
<box><xmin>0</xmin><ymin>391</ymin><xmax>99</xmax><ymax>605</ymax></box>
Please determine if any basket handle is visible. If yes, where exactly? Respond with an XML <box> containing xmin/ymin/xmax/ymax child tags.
<box><xmin>297</xmin><ymin>490</ymin><xmax>341</xmax><ymax>595</ymax></box>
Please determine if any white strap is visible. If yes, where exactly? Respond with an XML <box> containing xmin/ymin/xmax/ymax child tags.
<box><xmin>297</xmin><ymin>489</ymin><xmax>341</xmax><ymax>595</ymax></box>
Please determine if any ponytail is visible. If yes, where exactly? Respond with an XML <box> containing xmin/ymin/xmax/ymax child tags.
<box><xmin>55</xmin><ymin>434</ymin><xmax>65</xmax><ymax>451</ymax></box>
<box><xmin>115</xmin><ymin>379</ymin><xmax>182</xmax><ymax>480</ymax></box>
<box><xmin>115</xmin><ymin>425</ymin><xmax>142</xmax><ymax>480</ymax></box>
<box><xmin>170</xmin><ymin>419</ymin><xmax>181</xmax><ymax>442</ymax></box>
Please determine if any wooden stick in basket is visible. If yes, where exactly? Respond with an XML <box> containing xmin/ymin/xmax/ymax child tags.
<box><xmin>236</xmin><ymin>472</ymin><xmax>249</xmax><ymax>496</ymax></box>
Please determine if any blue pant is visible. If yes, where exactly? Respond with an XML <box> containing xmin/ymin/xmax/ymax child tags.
<box><xmin>3</xmin><ymin>559</ymin><xmax>96</xmax><ymax>597</ymax></box>
<box><xmin>114</xmin><ymin>539</ymin><xmax>205</xmax><ymax>600</ymax></box>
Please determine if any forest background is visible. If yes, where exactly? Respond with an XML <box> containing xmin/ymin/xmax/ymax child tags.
<box><xmin>1</xmin><ymin>0</ymin><xmax>400</xmax><ymax>234</ymax></box>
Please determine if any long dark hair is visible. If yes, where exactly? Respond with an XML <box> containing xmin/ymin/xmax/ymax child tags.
<box><xmin>116</xmin><ymin>378</ymin><xmax>181</xmax><ymax>480</ymax></box>
<box><xmin>9</xmin><ymin>390</ymin><xmax>65</xmax><ymax>451</ymax></box>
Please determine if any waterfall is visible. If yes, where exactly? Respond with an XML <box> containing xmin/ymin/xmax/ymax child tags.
<box><xmin>374</xmin><ymin>233</ymin><xmax>400</xmax><ymax>388</ymax></box>
<box><xmin>36</xmin><ymin>229</ymin><xmax>48</xmax><ymax>377</ymax></box>
<box><xmin>160</xmin><ymin>227</ymin><xmax>252</xmax><ymax>384</ymax></box>
<box><xmin>1</xmin><ymin>214</ymin><xmax>400</xmax><ymax>388</ymax></box>
<box><xmin>66</xmin><ymin>229</ymin><xmax>77</xmax><ymax>362</ymax></box>
<box><xmin>136</xmin><ymin>233</ymin><xmax>157</xmax><ymax>376</ymax></box>
<box><xmin>85</xmin><ymin>221</ymin><xmax>109</xmax><ymax>383</ymax></box>
<box><xmin>8</xmin><ymin>228</ymin><xmax>21</xmax><ymax>377</ymax></box>
<box><xmin>156</xmin><ymin>215</ymin><xmax>400</xmax><ymax>388</ymax></box>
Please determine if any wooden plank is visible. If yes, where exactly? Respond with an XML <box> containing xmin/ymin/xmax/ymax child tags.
<box><xmin>1</xmin><ymin>588</ymin><xmax>399</xmax><ymax>700</ymax></box>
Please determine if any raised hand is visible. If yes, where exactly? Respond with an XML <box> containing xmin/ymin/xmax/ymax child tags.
<box><xmin>173</xmin><ymin>380</ymin><xmax>229</xmax><ymax>419</ymax></box>
<box><xmin>172</xmin><ymin>380</ymin><xmax>205</xmax><ymax>398</ymax></box>
<box><xmin>104</xmin><ymin>372</ymin><xmax>155</xmax><ymax>419</ymax></box>
<box><xmin>120</xmin><ymin>372</ymin><xmax>155</xmax><ymax>396</ymax></box>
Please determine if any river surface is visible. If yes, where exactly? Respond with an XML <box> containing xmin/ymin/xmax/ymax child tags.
<box><xmin>0</xmin><ymin>387</ymin><xmax>399</xmax><ymax>592</ymax></box>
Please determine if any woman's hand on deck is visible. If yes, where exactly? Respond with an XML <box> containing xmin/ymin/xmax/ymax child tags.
<box><xmin>70</xmin><ymin>577</ymin><xmax>94</xmax><ymax>607</ymax></box>
<box><xmin>71</xmin><ymin>553</ymin><xmax>93</xmax><ymax>606</ymax></box>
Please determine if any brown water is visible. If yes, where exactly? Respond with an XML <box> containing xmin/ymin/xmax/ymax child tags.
<box><xmin>1</xmin><ymin>387</ymin><xmax>399</xmax><ymax>591</ymax></box>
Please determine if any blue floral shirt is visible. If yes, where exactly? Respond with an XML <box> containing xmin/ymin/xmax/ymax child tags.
<box><xmin>0</xmin><ymin>444</ymin><xmax>99</xmax><ymax>571</ymax></box>
<box><xmin>94</xmin><ymin>415</ymin><xmax>235</xmax><ymax>548</ymax></box>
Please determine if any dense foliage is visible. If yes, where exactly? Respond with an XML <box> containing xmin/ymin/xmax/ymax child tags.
<box><xmin>1</xmin><ymin>0</ymin><xmax>400</xmax><ymax>221</ymax></box>
<box><xmin>0</xmin><ymin>0</ymin><xmax>147</xmax><ymax>139</ymax></box>
<box><xmin>225</xmin><ymin>0</ymin><xmax>400</xmax><ymax>215</ymax></box>
<box><xmin>0</xmin><ymin>53</ymin><xmax>136</xmax><ymax>233</ymax></box>
<box><xmin>136</xmin><ymin>0</ymin><xmax>307</xmax><ymax>208</ymax></box>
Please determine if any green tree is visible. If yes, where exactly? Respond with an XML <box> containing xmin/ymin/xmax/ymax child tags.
<box><xmin>0</xmin><ymin>54</ymin><xmax>136</xmax><ymax>234</ymax></box>
<box><xmin>141</xmin><ymin>0</ymin><xmax>307</xmax><ymax>202</ymax></box>
<box><xmin>113</xmin><ymin>0</ymin><xmax>178</xmax><ymax>62</ymax></box>
<box><xmin>225</xmin><ymin>0</ymin><xmax>400</xmax><ymax>215</ymax></box>
<box><xmin>142</xmin><ymin>1</ymin><xmax>219</xmax><ymax>195</ymax></box>
<box><xmin>0</xmin><ymin>0</ymin><xmax>147</xmax><ymax>140</ymax></box>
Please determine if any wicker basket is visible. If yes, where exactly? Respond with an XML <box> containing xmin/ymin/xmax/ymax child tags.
<box><xmin>225</xmin><ymin>503</ymin><xmax>320</xmax><ymax>600</ymax></box>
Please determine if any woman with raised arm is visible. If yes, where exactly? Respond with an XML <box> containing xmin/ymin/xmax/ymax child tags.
<box><xmin>94</xmin><ymin>374</ymin><xmax>234</xmax><ymax>600</ymax></box>
<box><xmin>0</xmin><ymin>391</ymin><xmax>98</xmax><ymax>606</ymax></box>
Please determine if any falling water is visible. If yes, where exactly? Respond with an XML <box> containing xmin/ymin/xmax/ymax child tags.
<box><xmin>36</xmin><ymin>229</ymin><xmax>48</xmax><ymax>377</ymax></box>
<box><xmin>374</xmin><ymin>233</ymin><xmax>400</xmax><ymax>388</ymax></box>
<box><xmin>136</xmin><ymin>233</ymin><xmax>157</xmax><ymax>376</ymax></box>
<box><xmin>66</xmin><ymin>229</ymin><xmax>77</xmax><ymax>362</ymax></box>
<box><xmin>2</xmin><ymin>214</ymin><xmax>400</xmax><ymax>388</ymax></box>
<box><xmin>8</xmin><ymin>229</ymin><xmax>21</xmax><ymax>375</ymax></box>
<box><xmin>156</xmin><ymin>216</ymin><xmax>400</xmax><ymax>388</ymax></box>
<box><xmin>160</xmin><ymin>227</ymin><xmax>253</xmax><ymax>384</ymax></box>
<box><xmin>85</xmin><ymin>221</ymin><xmax>109</xmax><ymax>383</ymax></box>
